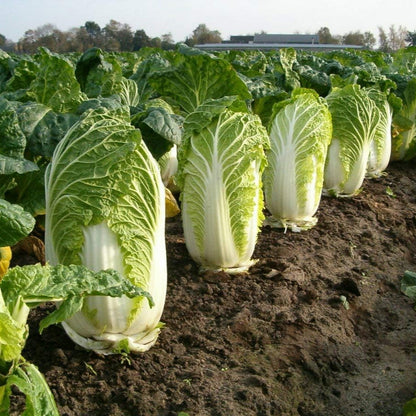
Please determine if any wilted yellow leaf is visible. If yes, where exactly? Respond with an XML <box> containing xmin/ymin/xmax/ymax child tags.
<box><xmin>0</xmin><ymin>246</ymin><xmax>12</xmax><ymax>278</ymax></box>
<box><xmin>165</xmin><ymin>187</ymin><xmax>180</xmax><ymax>218</ymax></box>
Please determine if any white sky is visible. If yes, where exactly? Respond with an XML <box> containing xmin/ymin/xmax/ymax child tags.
<box><xmin>1</xmin><ymin>0</ymin><xmax>415</xmax><ymax>43</ymax></box>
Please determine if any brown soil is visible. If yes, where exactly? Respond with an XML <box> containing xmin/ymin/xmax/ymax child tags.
<box><xmin>9</xmin><ymin>161</ymin><xmax>416</xmax><ymax>416</ymax></box>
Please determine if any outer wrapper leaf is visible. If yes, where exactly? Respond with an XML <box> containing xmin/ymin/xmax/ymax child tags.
<box><xmin>390</xmin><ymin>77</ymin><xmax>416</xmax><ymax>161</ymax></box>
<box><xmin>75</xmin><ymin>47</ymin><xmax>124</xmax><ymax>99</ymax></box>
<box><xmin>149</xmin><ymin>53</ymin><xmax>251</xmax><ymax>115</ymax></box>
<box><xmin>0</xmin><ymin>199</ymin><xmax>35</xmax><ymax>247</ymax></box>
<box><xmin>132</xmin><ymin>104</ymin><xmax>183</xmax><ymax>161</ymax></box>
<box><xmin>1</xmin><ymin>264</ymin><xmax>153</xmax><ymax>327</ymax></box>
<box><xmin>26</xmin><ymin>48</ymin><xmax>86</xmax><ymax>113</ymax></box>
<box><xmin>1</xmin><ymin>363</ymin><xmax>59</xmax><ymax>416</ymax></box>
<box><xmin>366</xmin><ymin>88</ymin><xmax>392</xmax><ymax>177</ymax></box>
<box><xmin>0</xmin><ymin>294</ymin><xmax>26</xmax><ymax>363</ymax></box>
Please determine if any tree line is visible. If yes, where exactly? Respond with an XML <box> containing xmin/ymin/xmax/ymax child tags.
<box><xmin>0</xmin><ymin>21</ymin><xmax>221</xmax><ymax>54</ymax></box>
<box><xmin>0</xmin><ymin>21</ymin><xmax>414</xmax><ymax>54</ymax></box>
<box><xmin>318</xmin><ymin>25</ymin><xmax>415</xmax><ymax>52</ymax></box>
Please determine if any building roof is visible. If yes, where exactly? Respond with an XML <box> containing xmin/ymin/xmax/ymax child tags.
<box><xmin>195</xmin><ymin>43</ymin><xmax>363</xmax><ymax>52</ymax></box>
<box><xmin>253</xmin><ymin>33</ymin><xmax>319</xmax><ymax>44</ymax></box>
<box><xmin>195</xmin><ymin>33</ymin><xmax>363</xmax><ymax>51</ymax></box>
<box><xmin>227</xmin><ymin>35</ymin><xmax>255</xmax><ymax>43</ymax></box>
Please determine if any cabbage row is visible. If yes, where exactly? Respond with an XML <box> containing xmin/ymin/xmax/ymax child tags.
<box><xmin>1</xmin><ymin>44</ymin><xmax>415</xmax><ymax>243</ymax></box>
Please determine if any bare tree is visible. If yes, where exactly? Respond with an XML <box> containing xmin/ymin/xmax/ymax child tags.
<box><xmin>18</xmin><ymin>29</ymin><xmax>39</xmax><ymax>53</ymax></box>
<box><xmin>389</xmin><ymin>25</ymin><xmax>408</xmax><ymax>50</ymax></box>
<box><xmin>34</xmin><ymin>23</ymin><xmax>58</xmax><ymax>39</ymax></box>
<box><xmin>16</xmin><ymin>23</ymin><xmax>71</xmax><ymax>53</ymax></box>
<box><xmin>378</xmin><ymin>25</ymin><xmax>408</xmax><ymax>52</ymax></box>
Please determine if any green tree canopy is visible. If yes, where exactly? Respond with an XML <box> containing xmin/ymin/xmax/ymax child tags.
<box><xmin>317</xmin><ymin>27</ymin><xmax>339</xmax><ymax>44</ymax></box>
<box><xmin>186</xmin><ymin>24</ymin><xmax>222</xmax><ymax>45</ymax></box>
<box><xmin>343</xmin><ymin>31</ymin><xmax>376</xmax><ymax>49</ymax></box>
<box><xmin>133</xmin><ymin>29</ymin><xmax>151</xmax><ymax>50</ymax></box>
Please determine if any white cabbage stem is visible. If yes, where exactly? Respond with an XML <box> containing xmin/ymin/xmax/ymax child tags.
<box><xmin>61</xmin><ymin>222</ymin><xmax>166</xmax><ymax>354</ymax></box>
<box><xmin>160</xmin><ymin>145</ymin><xmax>178</xmax><ymax>187</ymax></box>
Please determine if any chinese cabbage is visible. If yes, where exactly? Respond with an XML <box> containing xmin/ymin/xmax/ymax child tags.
<box><xmin>263</xmin><ymin>89</ymin><xmax>332</xmax><ymax>231</ymax></box>
<box><xmin>177</xmin><ymin>107</ymin><xmax>269</xmax><ymax>273</ymax></box>
<box><xmin>324</xmin><ymin>85</ymin><xmax>380</xmax><ymax>197</ymax></box>
<box><xmin>45</xmin><ymin>106</ymin><xmax>166</xmax><ymax>354</ymax></box>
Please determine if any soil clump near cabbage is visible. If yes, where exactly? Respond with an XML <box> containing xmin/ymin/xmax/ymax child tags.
<box><xmin>10</xmin><ymin>161</ymin><xmax>416</xmax><ymax>416</ymax></box>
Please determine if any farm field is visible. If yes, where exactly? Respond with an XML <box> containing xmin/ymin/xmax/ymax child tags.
<box><xmin>10</xmin><ymin>160</ymin><xmax>416</xmax><ymax>416</ymax></box>
<box><xmin>2</xmin><ymin>44</ymin><xmax>416</xmax><ymax>416</ymax></box>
